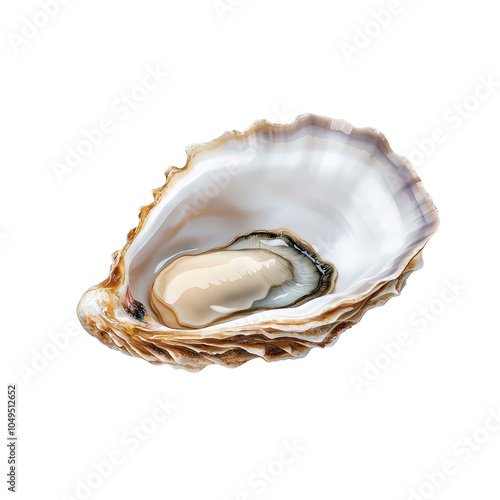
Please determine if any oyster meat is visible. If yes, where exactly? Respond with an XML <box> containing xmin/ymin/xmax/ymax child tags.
<box><xmin>149</xmin><ymin>230</ymin><xmax>337</xmax><ymax>329</ymax></box>
<box><xmin>77</xmin><ymin>114</ymin><xmax>438</xmax><ymax>371</ymax></box>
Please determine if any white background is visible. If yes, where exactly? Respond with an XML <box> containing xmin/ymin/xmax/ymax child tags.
<box><xmin>1</xmin><ymin>1</ymin><xmax>499</xmax><ymax>499</ymax></box>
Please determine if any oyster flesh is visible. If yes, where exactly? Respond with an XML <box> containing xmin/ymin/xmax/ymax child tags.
<box><xmin>149</xmin><ymin>229</ymin><xmax>337</xmax><ymax>329</ymax></box>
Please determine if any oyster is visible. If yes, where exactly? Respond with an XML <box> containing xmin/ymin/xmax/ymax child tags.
<box><xmin>77</xmin><ymin>114</ymin><xmax>438</xmax><ymax>371</ymax></box>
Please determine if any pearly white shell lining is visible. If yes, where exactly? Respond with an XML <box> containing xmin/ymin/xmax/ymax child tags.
<box><xmin>123</xmin><ymin>117</ymin><xmax>436</xmax><ymax>333</ymax></box>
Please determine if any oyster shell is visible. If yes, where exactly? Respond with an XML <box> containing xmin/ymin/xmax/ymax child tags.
<box><xmin>77</xmin><ymin>114</ymin><xmax>438</xmax><ymax>371</ymax></box>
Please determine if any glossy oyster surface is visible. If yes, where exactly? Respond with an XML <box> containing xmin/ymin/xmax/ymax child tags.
<box><xmin>77</xmin><ymin>114</ymin><xmax>438</xmax><ymax>371</ymax></box>
<box><xmin>149</xmin><ymin>229</ymin><xmax>337</xmax><ymax>329</ymax></box>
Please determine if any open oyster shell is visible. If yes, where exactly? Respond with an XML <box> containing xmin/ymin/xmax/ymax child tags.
<box><xmin>77</xmin><ymin>114</ymin><xmax>438</xmax><ymax>371</ymax></box>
